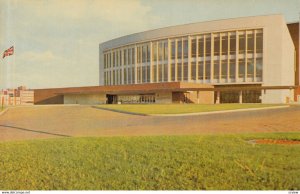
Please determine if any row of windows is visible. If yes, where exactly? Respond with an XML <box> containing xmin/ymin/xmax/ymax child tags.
<box><xmin>104</xmin><ymin>57</ymin><xmax>263</xmax><ymax>85</ymax></box>
<box><xmin>103</xmin><ymin>29</ymin><xmax>263</xmax><ymax>85</ymax></box>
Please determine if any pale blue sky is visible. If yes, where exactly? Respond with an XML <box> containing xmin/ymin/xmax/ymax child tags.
<box><xmin>0</xmin><ymin>0</ymin><xmax>299</xmax><ymax>89</ymax></box>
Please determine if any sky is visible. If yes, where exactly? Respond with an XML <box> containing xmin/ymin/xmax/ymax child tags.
<box><xmin>0</xmin><ymin>0</ymin><xmax>299</xmax><ymax>89</ymax></box>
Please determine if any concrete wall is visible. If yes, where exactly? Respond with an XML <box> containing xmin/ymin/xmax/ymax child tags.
<box><xmin>261</xmin><ymin>89</ymin><xmax>293</xmax><ymax>104</ymax></box>
<box><xmin>64</xmin><ymin>93</ymin><xmax>106</xmax><ymax>105</ymax></box>
<box><xmin>287</xmin><ymin>23</ymin><xmax>300</xmax><ymax>101</ymax></box>
<box><xmin>198</xmin><ymin>91</ymin><xmax>214</xmax><ymax>104</ymax></box>
<box><xmin>155</xmin><ymin>92</ymin><xmax>172</xmax><ymax>104</ymax></box>
<box><xmin>171</xmin><ymin>91</ymin><xmax>214</xmax><ymax>104</ymax></box>
<box><xmin>287</xmin><ymin>23</ymin><xmax>299</xmax><ymax>86</ymax></box>
<box><xmin>261</xmin><ymin>16</ymin><xmax>295</xmax><ymax>103</ymax></box>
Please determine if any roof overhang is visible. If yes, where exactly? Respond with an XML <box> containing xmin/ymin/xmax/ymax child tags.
<box><xmin>48</xmin><ymin>82</ymin><xmax>297</xmax><ymax>96</ymax></box>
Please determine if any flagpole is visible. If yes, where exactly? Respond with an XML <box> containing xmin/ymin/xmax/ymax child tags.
<box><xmin>13</xmin><ymin>44</ymin><xmax>15</xmax><ymax>89</ymax></box>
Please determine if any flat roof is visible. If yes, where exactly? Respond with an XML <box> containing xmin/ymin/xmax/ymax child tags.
<box><xmin>34</xmin><ymin>82</ymin><xmax>297</xmax><ymax>95</ymax></box>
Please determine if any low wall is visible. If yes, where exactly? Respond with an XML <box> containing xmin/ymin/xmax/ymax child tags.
<box><xmin>64</xmin><ymin>93</ymin><xmax>106</xmax><ymax>105</ymax></box>
<box><xmin>155</xmin><ymin>92</ymin><xmax>172</xmax><ymax>104</ymax></box>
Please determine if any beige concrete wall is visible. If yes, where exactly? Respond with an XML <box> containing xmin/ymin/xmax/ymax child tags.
<box><xmin>184</xmin><ymin>91</ymin><xmax>214</xmax><ymax>104</ymax></box>
<box><xmin>64</xmin><ymin>93</ymin><xmax>106</xmax><ymax>105</ymax></box>
<box><xmin>198</xmin><ymin>91</ymin><xmax>214</xmax><ymax>104</ymax></box>
<box><xmin>155</xmin><ymin>92</ymin><xmax>172</xmax><ymax>104</ymax></box>
<box><xmin>260</xmin><ymin>15</ymin><xmax>295</xmax><ymax>103</ymax></box>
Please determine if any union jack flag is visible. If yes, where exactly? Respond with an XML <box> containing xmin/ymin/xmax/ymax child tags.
<box><xmin>2</xmin><ymin>46</ymin><xmax>14</xmax><ymax>59</ymax></box>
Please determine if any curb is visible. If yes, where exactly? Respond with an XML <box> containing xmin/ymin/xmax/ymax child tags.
<box><xmin>0</xmin><ymin>108</ymin><xmax>9</xmax><ymax>116</ymax></box>
<box><xmin>93</xmin><ymin>105</ymin><xmax>290</xmax><ymax>117</ymax></box>
<box><xmin>91</xmin><ymin>106</ymin><xmax>148</xmax><ymax>116</ymax></box>
<box><xmin>149</xmin><ymin>105</ymin><xmax>290</xmax><ymax>117</ymax></box>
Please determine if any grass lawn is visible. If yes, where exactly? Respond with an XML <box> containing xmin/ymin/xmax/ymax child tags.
<box><xmin>96</xmin><ymin>104</ymin><xmax>280</xmax><ymax>115</ymax></box>
<box><xmin>0</xmin><ymin>133</ymin><xmax>299</xmax><ymax>190</ymax></box>
<box><xmin>0</xmin><ymin>106</ymin><xmax>6</xmax><ymax>112</ymax></box>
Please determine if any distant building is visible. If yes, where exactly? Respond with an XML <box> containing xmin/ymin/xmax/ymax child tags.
<box><xmin>35</xmin><ymin>14</ymin><xmax>300</xmax><ymax>105</ymax></box>
<box><xmin>1</xmin><ymin>86</ymin><xmax>34</xmax><ymax>106</ymax></box>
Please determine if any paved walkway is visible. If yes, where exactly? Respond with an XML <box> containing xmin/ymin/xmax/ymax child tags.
<box><xmin>0</xmin><ymin>105</ymin><xmax>300</xmax><ymax>141</ymax></box>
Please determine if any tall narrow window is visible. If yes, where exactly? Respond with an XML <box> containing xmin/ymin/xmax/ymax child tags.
<box><xmin>128</xmin><ymin>66</ymin><xmax>131</xmax><ymax>84</ymax></box>
<box><xmin>113</xmin><ymin>52</ymin><xmax>115</xmax><ymax>67</ymax></box>
<box><xmin>191</xmin><ymin>39</ymin><xmax>196</xmax><ymax>58</ymax></box>
<box><xmin>112</xmin><ymin>70</ymin><xmax>115</xmax><ymax>85</ymax></box>
<box><xmin>247</xmin><ymin>58</ymin><xmax>254</xmax><ymax>78</ymax></box>
<box><xmin>256</xmin><ymin>31</ymin><xmax>263</xmax><ymax>53</ymax></box>
<box><xmin>153</xmin><ymin>42</ymin><xmax>157</xmax><ymax>61</ymax></box>
<box><xmin>230</xmin><ymin>59</ymin><xmax>236</xmax><ymax>80</ymax></box>
<box><xmin>177</xmin><ymin>40</ymin><xmax>182</xmax><ymax>59</ymax></box>
<box><xmin>222</xmin><ymin>34</ymin><xmax>228</xmax><ymax>55</ymax></box>
<box><xmin>221</xmin><ymin>60</ymin><xmax>228</xmax><ymax>79</ymax></box>
<box><xmin>109</xmin><ymin>53</ymin><xmax>111</xmax><ymax>68</ymax></box>
<box><xmin>142</xmin><ymin>46</ymin><xmax>146</xmax><ymax>63</ymax></box>
<box><xmin>124</xmin><ymin>50</ymin><xmax>127</xmax><ymax>66</ymax></box>
<box><xmin>131</xmin><ymin>67</ymin><xmax>135</xmax><ymax>84</ymax></box>
<box><xmin>147</xmin><ymin>45</ymin><xmax>150</xmax><ymax>62</ymax></box>
<box><xmin>104</xmin><ymin>54</ymin><xmax>107</xmax><ymax>69</ymax></box>
<box><xmin>119</xmin><ymin>51</ymin><xmax>121</xmax><ymax>67</ymax></box>
<box><xmin>183</xmin><ymin>62</ymin><xmax>188</xmax><ymax>81</ymax></box>
<box><xmin>137</xmin><ymin>67</ymin><xmax>140</xmax><ymax>83</ymax></box>
<box><xmin>142</xmin><ymin>66</ymin><xmax>146</xmax><ymax>83</ymax></box>
<box><xmin>183</xmin><ymin>39</ymin><xmax>188</xmax><ymax>58</ymax></box>
<box><xmin>124</xmin><ymin>68</ymin><xmax>127</xmax><ymax>84</ymax></box>
<box><xmin>198</xmin><ymin>36</ymin><xmax>204</xmax><ymax>57</ymax></box>
<box><xmin>158</xmin><ymin>42</ymin><xmax>163</xmax><ymax>62</ymax></box>
<box><xmin>164</xmin><ymin>42</ymin><xmax>168</xmax><ymax>61</ymax></box>
<box><xmin>137</xmin><ymin>47</ymin><xmax>140</xmax><ymax>63</ymax></box>
<box><xmin>171</xmin><ymin>63</ymin><xmax>176</xmax><ymax>81</ymax></box>
<box><xmin>205</xmin><ymin>61</ymin><xmax>211</xmax><ymax>80</ymax></box>
<box><xmin>132</xmin><ymin>48</ymin><xmax>135</xmax><ymax>65</ymax></box>
<box><xmin>214</xmin><ymin>35</ymin><xmax>220</xmax><ymax>56</ymax></box>
<box><xmin>146</xmin><ymin>66</ymin><xmax>150</xmax><ymax>82</ymax></box>
<box><xmin>205</xmin><ymin>35</ymin><xmax>211</xmax><ymax>57</ymax></box>
<box><xmin>116</xmin><ymin>69</ymin><xmax>118</xmax><ymax>85</ymax></box>
<box><xmin>177</xmin><ymin>63</ymin><xmax>182</xmax><ymax>81</ymax></box>
<box><xmin>214</xmin><ymin>60</ymin><xmax>219</xmax><ymax>80</ymax></box>
<box><xmin>198</xmin><ymin>61</ymin><xmax>203</xmax><ymax>80</ymax></box>
<box><xmin>239</xmin><ymin>33</ymin><xmax>246</xmax><ymax>54</ymax></box>
<box><xmin>164</xmin><ymin>63</ymin><xmax>168</xmax><ymax>82</ymax></box>
<box><xmin>158</xmin><ymin>64</ymin><xmax>163</xmax><ymax>82</ymax></box>
<box><xmin>116</xmin><ymin>51</ymin><xmax>119</xmax><ymax>67</ymax></box>
<box><xmin>230</xmin><ymin>33</ymin><xmax>236</xmax><ymax>55</ymax></box>
<box><xmin>171</xmin><ymin>41</ymin><xmax>176</xmax><ymax>59</ymax></box>
<box><xmin>191</xmin><ymin>62</ymin><xmax>196</xmax><ymax>80</ymax></box>
<box><xmin>238</xmin><ymin>59</ymin><xmax>245</xmax><ymax>79</ymax></box>
<box><xmin>152</xmin><ymin>65</ymin><xmax>157</xmax><ymax>82</ymax></box>
<box><xmin>256</xmin><ymin>57</ymin><xmax>263</xmax><ymax>81</ymax></box>
<box><xmin>247</xmin><ymin>33</ymin><xmax>254</xmax><ymax>54</ymax></box>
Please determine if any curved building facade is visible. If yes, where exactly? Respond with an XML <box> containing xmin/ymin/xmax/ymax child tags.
<box><xmin>98</xmin><ymin>14</ymin><xmax>296</xmax><ymax>104</ymax></box>
<box><xmin>101</xmin><ymin>28</ymin><xmax>263</xmax><ymax>86</ymax></box>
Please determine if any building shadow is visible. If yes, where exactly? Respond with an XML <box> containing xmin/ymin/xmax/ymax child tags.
<box><xmin>0</xmin><ymin>124</ymin><xmax>71</xmax><ymax>138</ymax></box>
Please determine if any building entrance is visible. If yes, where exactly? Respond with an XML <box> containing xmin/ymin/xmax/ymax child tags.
<box><xmin>106</xmin><ymin>94</ymin><xmax>117</xmax><ymax>104</ymax></box>
<box><xmin>118</xmin><ymin>94</ymin><xmax>155</xmax><ymax>104</ymax></box>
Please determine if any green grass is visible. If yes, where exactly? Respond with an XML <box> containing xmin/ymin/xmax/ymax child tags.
<box><xmin>0</xmin><ymin>133</ymin><xmax>299</xmax><ymax>190</ymax></box>
<box><xmin>96</xmin><ymin>104</ymin><xmax>280</xmax><ymax>114</ymax></box>
<box><xmin>0</xmin><ymin>106</ymin><xmax>6</xmax><ymax>112</ymax></box>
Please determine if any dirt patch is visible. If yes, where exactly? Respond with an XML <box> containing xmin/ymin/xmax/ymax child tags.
<box><xmin>250</xmin><ymin>139</ymin><xmax>300</xmax><ymax>145</ymax></box>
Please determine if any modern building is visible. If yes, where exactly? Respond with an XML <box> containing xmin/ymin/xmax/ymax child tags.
<box><xmin>34</xmin><ymin>14</ymin><xmax>300</xmax><ymax>105</ymax></box>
